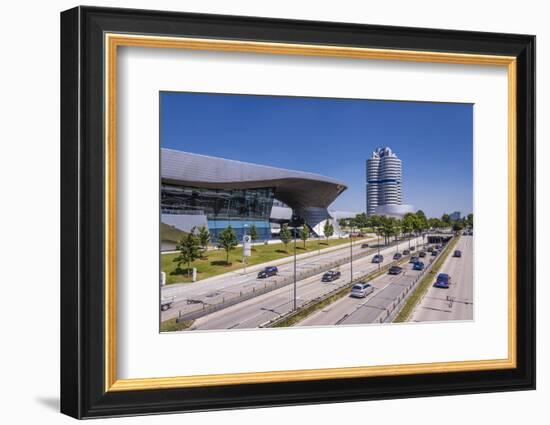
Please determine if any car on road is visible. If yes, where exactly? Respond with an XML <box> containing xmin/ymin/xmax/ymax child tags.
<box><xmin>361</xmin><ymin>243</ymin><xmax>369</xmax><ymax>249</ymax></box>
<box><xmin>393</xmin><ymin>253</ymin><xmax>402</xmax><ymax>260</ymax></box>
<box><xmin>463</xmin><ymin>231</ymin><xmax>468</xmax><ymax>235</ymax></box>
<box><xmin>427</xmin><ymin>246</ymin><xmax>433</xmax><ymax>252</ymax></box>
<box><xmin>410</xmin><ymin>246</ymin><xmax>416</xmax><ymax>251</ymax></box>
<box><xmin>453</xmin><ymin>250</ymin><xmax>462</xmax><ymax>258</ymax></box>
<box><xmin>419</xmin><ymin>251</ymin><xmax>426</xmax><ymax>258</ymax></box>
<box><xmin>433</xmin><ymin>273</ymin><xmax>451</xmax><ymax>288</ymax></box>
<box><xmin>257</xmin><ymin>266</ymin><xmax>278</xmax><ymax>278</ymax></box>
<box><xmin>160</xmin><ymin>296</ymin><xmax>174</xmax><ymax>311</ymax></box>
<box><xmin>409</xmin><ymin>256</ymin><xmax>419</xmax><ymax>263</ymax></box>
<box><xmin>350</xmin><ymin>282</ymin><xmax>374</xmax><ymax>298</ymax></box>
<box><xmin>431</xmin><ymin>250</ymin><xmax>438</xmax><ymax>256</ymax></box>
<box><xmin>413</xmin><ymin>261</ymin><xmax>425</xmax><ymax>271</ymax></box>
<box><xmin>402</xmin><ymin>249</ymin><xmax>410</xmax><ymax>255</ymax></box>
<box><xmin>372</xmin><ymin>254</ymin><xmax>384</xmax><ymax>263</ymax></box>
<box><xmin>388</xmin><ymin>265</ymin><xmax>403</xmax><ymax>275</ymax></box>
<box><xmin>322</xmin><ymin>270</ymin><xmax>341</xmax><ymax>282</ymax></box>
<box><xmin>435</xmin><ymin>244</ymin><xmax>442</xmax><ymax>250</ymax></box>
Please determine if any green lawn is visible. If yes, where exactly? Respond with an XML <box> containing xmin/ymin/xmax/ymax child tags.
<box><xmin>162</xmin><ymin>236</ymin><xmax>370</xmax><ymax>285</ymax></box>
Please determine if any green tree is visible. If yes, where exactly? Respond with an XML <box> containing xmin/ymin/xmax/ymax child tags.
<box><xmin>279</xmin><ymin>224</ymin><xmax>292</xmax><ymax>252</ymax></box>
<box><xmin>380</xmin><ymin>216</ymin><xmax>397</xmax><ymax>245</ymax></box>
<box><xmin>453</xmin><ymin>221</ymin><xmax>464</xmax><ymax>232</ymax></box>
<box><xmin>370</xmin><ymin>214</ymin><xmax>383</xmax><ymax>230</ymax></box>
<box><xmin>353</xmin><ymin>213</ymin><xmax>369</xmax><ymax>229</ymax></box>
<box><xmin>300</xmin><ymin>224</ymin><xmax>310</xmax><ymax>248</ymax></box>
<box><xmin>402</xmin><ymin>213</ymin><xmax>416</xmax><ymax>248</ymax></box>
<box><xmin>441</xmin><ymin>213</ymin><xmax>451</xmax><ymax>225</ymax></box>
<box><xmin>248</xmin><ymin>224</ymin><xmax>258</xmax><ymax>248</ymax></box>
<box><xmin>217</xmin><ymin>225</ymin><xmax>238</xmax><ymax>264</ymax></box>
<box><xmin>467</xmin><ymin>213</ymin><xmax>474</xmax><ymax>228</ymax></box>
<box><xmin>196</xmin><ymin>226</ymin><xmax>211</xmax><ymax>258</ymax></box>
<box><xmin>415</xmin><ymin>210</ymin><xmax>429</xmax><ymax>243</ymax></box>
<box><xmin>173</xmin><ymin>231</ymin><xmax>201</xmax><ymax>276</ymax></box>
<box><xmin>323</xmin><ymin>220</ymin><xmax>334</xmax><ymax>243</ymax></box>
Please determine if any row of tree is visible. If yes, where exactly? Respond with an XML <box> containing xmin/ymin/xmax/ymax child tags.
<box><xmin>339</xmin><ymin>211</ymin><xmax>474</xmax><ymax>245</ymax></box>
<box><xmin>174</xmin><ymin>219</ymin><xmax>339</xmax><ymax>276</ymax></box>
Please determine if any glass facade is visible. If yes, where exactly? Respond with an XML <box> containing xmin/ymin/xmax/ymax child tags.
<box><xmin>161</xmin><ymin>184</ymin><xmax>275</xmax><ymax>241</ymax></box>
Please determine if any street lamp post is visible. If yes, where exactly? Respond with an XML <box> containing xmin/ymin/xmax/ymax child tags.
<box><xmin>293</xmin><ymin>227</ymin><xmax>297</xmax><ymax>311</ymax></box>
<box><xmin>350</xmin><ymin>226</ymin><xmax>354</xmax><ymax>283</ymax></box>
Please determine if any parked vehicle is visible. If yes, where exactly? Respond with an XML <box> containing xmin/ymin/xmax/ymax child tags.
<box><xmin>413</xmin><ymin>261</ymin><xmax>425</xmax><ymax>271</ymax></box>
<box><xmin>322</xmin><ymin>270</ymin><xmax>341</xmax><ymax>282</ymax></box>
<box><xmin>350</xmin><ymin>282</ymin><xmax>374</xmax><ymax>298</ymax></box>
<box><xmin>160</xmin><ymin>296</ymin><xmax>174</xmax><ymax>311</ymax></box>
<box><xmin>419</xmin><ymin>251</ymin><xmax>426</xmax><ymax>258</ymax></box>
<box><xmin>403</xmin><ymin>249</ymin><xmax>410</xmax><ymax>255</ymax></box>
<box><xmin>410</xmin><ymin>246</ymin><xmax>416</xmax><ymax>251</ymax></box>
<box><xmin>409</xmin><ymin>256</ymin><xmax>419</xmax><ymax>263</ymax></box>
<box><xmin>393</xmin><ymin>253</ymin><xmax>402</xmax><ymax>260</ymax></box>
<box><xmin>427</xmin><ymin>246</ymin><xmax>434</xmax><ymax>252</ymax></box>
<box><xmin>372</xmin><ymin>254</ymin><xmax>384</xmax><ymax>263</ymax></box>
<box><xmin>388</xmin><ymin>265</ymin><xmax>403</xmax><ymax>275</ymax></box>
<box><xmin>257</xmin><ymin>266</ymin><xmax>278</xmax><ymax>278</ymax></box>
<box><xmin>433</xmin><ymin>273</ymin><xmax>451</xmax><ymax>288</ymax></box>
<box><xmin>431</xmin><ymin>250</ymin><xmax>438</xmax><ymax>256</ymax></box>
<box><xmin>361</xmin><ymin>243</ymin><xmax>369</xmax><ymax>249</ymax></box>
<box><xmin>453</xmin><ymin>250</ymin><xmax>462</xmax><ymax>258</ymax></box>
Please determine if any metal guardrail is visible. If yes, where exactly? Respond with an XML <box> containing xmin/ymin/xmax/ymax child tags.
<box><xmin>375</xmin><ymin>236</ymin><xmax>457</xmax><ymax>323</ymax></box>
<box><xmin>260</xmin><ymin>258</ymin><xmax>408</xmax><ymax>328</ymax></box>
<box><xmin>175</xmin><ymin>236</ymin><xmax>423</xmax><ymax>324</ymax></box>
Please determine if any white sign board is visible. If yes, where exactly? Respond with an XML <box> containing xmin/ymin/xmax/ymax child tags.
<box><xmin>243</xmin><ymin>235</ymin><xmax>252</xmax><ymax>257</ymax></box>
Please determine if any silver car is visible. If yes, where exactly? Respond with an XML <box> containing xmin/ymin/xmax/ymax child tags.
<box><xmin>350</xmin><ymin>282</ymin><xmax>374</xmax><ymax>298</ymax></box>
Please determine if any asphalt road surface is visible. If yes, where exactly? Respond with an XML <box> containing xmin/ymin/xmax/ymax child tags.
<box><xmin>299</xmin><ymin>256</ymin><xmax>430</xmax><ymax>327</ymax></box>
<box><xmin>409</xmin><ymin>235</ymin><xmax>473</xmax><ymax>322</ymax></box>
<box><xmin>161</xmin><ymin>235</ymin><xmax>422</xmax><ymax>322</ymax></box>
<box><xmin>183</xmin><ymin>235</ymin><xmax>426</xmax><ymax>330</ymax></box>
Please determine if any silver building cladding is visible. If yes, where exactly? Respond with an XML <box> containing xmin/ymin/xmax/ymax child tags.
<box><xmin>366</xmin><ymin>147</ymin><xmax>403</xmax><ymax>215</ymax></box>
<box><xmin>161</xmin><ymin>148</ymin><xmax>347</xmax><ymax>240</ymax></box>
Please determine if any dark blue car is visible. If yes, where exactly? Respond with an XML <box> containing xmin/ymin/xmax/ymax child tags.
<box><xmin>433</xmin><ymin>273</ymin><xmax>451</xmax><ymax>288</ymax></box>
<box><xmin>413</xmin><ymin>261</ymin><xmax>425</xmax><ymax>271</ymax></box>
<box><xmin>257</xmin><ymin>266</ymin><xmax>278</xmax><ymax>278</ymax></box>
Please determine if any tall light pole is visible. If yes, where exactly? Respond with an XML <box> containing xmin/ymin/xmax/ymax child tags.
<box><xmin>293</xmin><ymin>226</ymin><xmax>297</xmax><ymax>311</ymax></box>
<box><xmin>350</xmin><ymin>226</ymin><xmax>354</xmax><ymax>283</ymax></box>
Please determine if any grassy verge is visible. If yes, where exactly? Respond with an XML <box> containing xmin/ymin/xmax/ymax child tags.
<box><xmin>271</xmin><ymin>259</ymin><xmax>407</xmax><ymax>328</ymax></box>
<box><xmin>393</xmin><ymin>235</ymin><xmax>460</xmax><ymax>322</ymax></box>
<box><xmin>160</xmin><ymin>317</ymin><xmax>195</xmax><ymax>332</ymax></box>
<box><xmin>162</xmin><ymin>236</ymin><xmax>371</xmax><ymax>285</ymax></box>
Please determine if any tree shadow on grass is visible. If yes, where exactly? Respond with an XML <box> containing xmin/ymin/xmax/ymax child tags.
<box><xmin>170</xmin><ymin>267</ymin><xmax>192</xmax><ymax>276</ymax></box>
<box><xmin>210</xmin><ymin>260</ymin><xmax>232</xmax><ymax>267</ymax></box>
<box><xmin>275</xmin><ymin>249</ymin><xmax>289</xmax><ymax>254</ymax></box>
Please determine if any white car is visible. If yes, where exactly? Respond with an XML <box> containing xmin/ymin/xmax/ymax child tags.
<box><xmin>350</xmin><ymin>282</ymin><xmax>374</xmax><ymax>298</ymax></box>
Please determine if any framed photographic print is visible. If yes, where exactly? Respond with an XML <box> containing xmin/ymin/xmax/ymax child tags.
<box><xmin>60</xmin><ymin>6</ymin><xmax>535</xmax><ymax>419</ymax></box>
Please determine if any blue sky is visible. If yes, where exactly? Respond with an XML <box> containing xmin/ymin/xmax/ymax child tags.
<box><xmin>160</xmin><ymin>92</ymin><xmax>473</xmax><ymax>218</ymax></box>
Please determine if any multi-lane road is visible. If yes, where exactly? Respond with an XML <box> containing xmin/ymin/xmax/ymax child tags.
<box><xmin>161</xmin><ymin>237</ymin><xmax>374</xmax><ymax>320</ymax></box>
<box><xmin>175</xmin><ymin>235</ymin><xmax>426</xmax><ymax>330</ymax></box>
<box><xmin>299</xmin><ymin>235</ymin><xmax>473</xmax><ymax>327</ymax></box>
<box><xmin>409</xmin><ymin>235</ymin><xmax>473</xmax><ymax>322</ymax></box>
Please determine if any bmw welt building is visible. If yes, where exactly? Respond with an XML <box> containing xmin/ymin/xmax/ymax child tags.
<box><xmin>161</xmin><ymin>148</ymin><xmax>347</xmax><ymax>245</ymax></box>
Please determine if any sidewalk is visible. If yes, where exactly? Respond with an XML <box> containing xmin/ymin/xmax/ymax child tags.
<box><xmin>163</xmin><ymin>236</ymin><xmax>375</xmax><ymax>290</ymax></box>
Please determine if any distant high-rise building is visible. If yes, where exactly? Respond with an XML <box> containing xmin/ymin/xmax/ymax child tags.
<box><xmin>450</xmin><ymin>211</ymin><xmax>462</xmax><ymax>221</ymax></box>
<box><xmin>366</xmin><ymin>147</ymin><xmax>403</xmax><ymax>216</ymax></box>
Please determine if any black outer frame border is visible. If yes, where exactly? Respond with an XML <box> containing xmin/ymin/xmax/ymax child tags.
<box><xmin>60</xmin><ymin>6</ymin><xmax>536</xmax><ymax>419</ymax></box>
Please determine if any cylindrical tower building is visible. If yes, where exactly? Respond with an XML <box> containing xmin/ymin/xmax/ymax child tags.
<box><xmin>366</xmin><ymin>147</ymin><xmax>403</xmax><ymax>216</ymax></box>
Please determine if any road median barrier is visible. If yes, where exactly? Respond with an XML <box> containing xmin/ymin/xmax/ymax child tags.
<box><xmin>171</xmin><ymin>236</ymin><xmax>422</xmax><ymax>324</ymax></box>
<box><xmin>391</xmin><ymin>235</ymin><xmax>460</xmax><ymax>323</ymax></box>
<box><xmin>260</xmin><ymin>257</ymin><xmax>410</xmax><ymax>328</ymax></box>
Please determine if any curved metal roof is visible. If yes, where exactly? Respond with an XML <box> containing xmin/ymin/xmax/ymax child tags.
<box><xmin>161</xmin><ymin>148</ymin><xmax>347</xmax><ymax>228</ymax></box>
